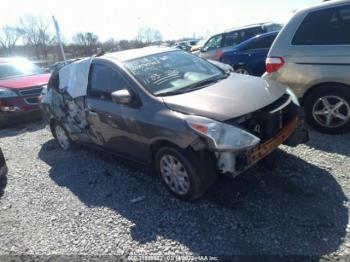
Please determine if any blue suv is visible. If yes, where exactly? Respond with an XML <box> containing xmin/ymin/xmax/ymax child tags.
<box><xmin>219</xmin><ymin>31</ymin><xmax>279</xmax><ymax>76</ymax></box>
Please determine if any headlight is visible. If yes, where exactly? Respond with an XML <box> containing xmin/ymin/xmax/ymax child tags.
<box><xmin>185</xmin><ymin>115</ymin><xmax>260</xmax><ymax>151</ymax></box>
<box><xmin>0</xmin><ymin>87</ymin><xmax>18</xmax><ymax>98</ymax></box>
<box><xmin>286</xmin><ymin>88</ymin><xmax>300</xmax><ymax>106</ymax></box>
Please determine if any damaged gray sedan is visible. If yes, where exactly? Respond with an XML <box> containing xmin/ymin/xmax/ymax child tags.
<box><xmin>41</xmin><ymin>47</ymin><xmax>308</xmax><ymax>200</ymax></box>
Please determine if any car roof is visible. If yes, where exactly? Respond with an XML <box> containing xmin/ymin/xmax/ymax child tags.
<box><xmin>224</xmin><ymin>22</ymin><xmax>281</xmax><ymax>33</ymax></box>
<box><xmin>226</xmin><ymin>31</ymin><xmax>279</xmax><ymax>51</ymax></box>
<box><xmin>296</xmin><ymin>0</ymin><xmax>350</xmax><ymax>14</ymax></box>
<box><xmin>103</xmin><ymin>46</ymin><xmax>177</xmax><ymax>62</ymax></box>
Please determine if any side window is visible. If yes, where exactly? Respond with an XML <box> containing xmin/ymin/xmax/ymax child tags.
<box><xmin>223</xmin><ymin>27</ymin><xmax>264</xmax><ymax>47</ymax></box>
<box><xmin>263</xmin><ymin>24</ymin><xmax>283</xmax><ymax>32</ymax></box>
<box><xmin>292</xmin><ymin>5</ymin><xmax>350</xmax><ymax>45</ymax></box>
<box><xmin>202</xmin><ymin>35</ymin><xmax>223</xmax><ymax>51</ymax></box>
<box><xmin>248</xmin><ymin>35</ymin><xmax>276</xmax><ymax>49</ymax></box>
<box><xmin>89</xmin><ymin>64</ymin><xmax>129</xmax><ymax>99</ymax></box>
<box><xmin>223</xmin><ymin>31</ymin><xmax>240</xmax><ymax>47</ymax></box>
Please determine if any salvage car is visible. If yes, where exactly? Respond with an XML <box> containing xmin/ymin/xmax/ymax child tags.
<box><xmin>0</xmin><ymin>58</ymin><xmax>50</xmax><ymax>127</ymax></box>
<box><xmin>41</xmin><ymin>47</ymin><xmax>308</xmax><ymax>200</ymax></box>
<box><xmin>264</xmin><ymin>0</ymin><xmax>350</xmax><ymax>134</ymax></box>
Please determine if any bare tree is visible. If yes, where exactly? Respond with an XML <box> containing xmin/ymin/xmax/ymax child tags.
<box><xmin>73</xmin><ymin>32</ymin><xmax>99</xmax><ymax>55</ymax></box>
<box><xmin>19</xmin><ymin>15</ymin><xmax>53</xmax><ymax>60</ymax></box>
<box><xmin>0</xmin><ymin>26</ymin><xmax>22</xmax><ymax>55</ymax></box>
<box><xmin>136</xmin><ymin>27</ymin><xmax>163</xmax><ymax>44</ymax></box>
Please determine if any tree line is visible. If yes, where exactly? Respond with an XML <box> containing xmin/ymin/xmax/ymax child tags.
<box><xmin>0</xmin><ymin>15</ymin><xmax>166</xmax><ymax>65</ymax></box>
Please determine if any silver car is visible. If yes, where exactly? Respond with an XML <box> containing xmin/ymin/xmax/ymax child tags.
<box><xmin>264</xmin><ymin>0</ymin><xmax>350</xmax><ymax>134</ymax></box>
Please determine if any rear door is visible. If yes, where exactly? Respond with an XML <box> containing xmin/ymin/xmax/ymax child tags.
<box><xmin>86</xmin><ymin>61</ymin><xmax>145</xmax><ymax>161</ymax></box>
<box><xmin>270</xmin><ymin>3</ymin><xmax>350</xmax><ymax>91</ymax></box>
<box><xmin>242</xmin><ymin>34</ymin><xmax>277</xmax><ymax>76</ymax></box>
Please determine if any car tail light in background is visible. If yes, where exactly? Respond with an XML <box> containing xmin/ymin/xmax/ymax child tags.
<box><xmin>216</xmin><ymin>50</ymin><xmax>224</xmax><ymax>61</ymax></box>
<box><xmin>266</xmin><ymin>57</ymin><xmax>285</xmax><ymax>73</ymax></box>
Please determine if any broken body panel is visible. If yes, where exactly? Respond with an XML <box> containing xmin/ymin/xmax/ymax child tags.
<box><xmin>41</xmin><ymin>48</ymin><xmax>308</xmax><ymax>176</ymax></box>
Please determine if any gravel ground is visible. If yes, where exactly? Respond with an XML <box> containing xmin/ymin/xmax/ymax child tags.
<box><xmin>0</xmin><ymin>121</ymin><xmax>350</xmax><ymax>260</ymax></box>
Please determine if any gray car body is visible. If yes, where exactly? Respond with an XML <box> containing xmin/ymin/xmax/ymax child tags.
<box><xmin>263</xmin><ymin>0</ymin><xmax>350</xmax><ymax>98</ymax></box>
<box><xmin>44</xmin><ymin>48</ymin><xmax>300</xmax><ymax>173</ymax></box>
<box><xmin>85</xmin><ymin>49</ymin><xmax>287</xmax><ymax>163</ymax></box>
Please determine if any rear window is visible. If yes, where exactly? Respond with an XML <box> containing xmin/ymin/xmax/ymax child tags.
<box><xmin>223</xmin><ymin>27</ymin><xmax>264</xmax><ymax>47</ymax></box>
<box><xmin>292</xmin><ymin>4</ymin><xmax>350</xmax><ymax>45</ymax></box>
<box><xmin>245</xmin><ymin>34</ymin><xmax>277</xmax><ymax>49</ymax></box>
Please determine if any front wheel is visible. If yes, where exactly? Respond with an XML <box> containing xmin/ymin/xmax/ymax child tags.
<box><xmin>155</xmin><ymin>146</ymin><xmax>217</xmax><ymax>201</ymax></box>
<box><xmin>304</xmin><ymin>85</ymin><xmax>350</xmax><ymax>134</ymax></box>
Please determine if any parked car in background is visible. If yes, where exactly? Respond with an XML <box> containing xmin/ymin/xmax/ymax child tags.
<box><xmin>190</xmin><ymin>39</ymin><xmax>206</xmax><ymax>53</ymax></box>
<box><xmin>198</xmin><ymin>22</ymin><xmax>282</xmax><ymax>61</ymax></box>
<box><xmin>264</xmin><ymin>0</ymin><xmax>350</xmax><ymax>134</ymax></box>
<box><xmin>0</xmin><ymin>58</ymin><xmax>50</xmax><ymax>127</ymax></box>
<box><xmin>173</xmin><ymin>39</ymin><xmax>200</xmax><ymax>52</ymax></box>
<box><xmin>41</xmin><ymin>47</ymin><xmax>308</xmax><ymax>201</ymax></box>
<box><xmin>219</xmin><ymin>31</ymin><xmax>279</xmax><ymax>76</ymax></box>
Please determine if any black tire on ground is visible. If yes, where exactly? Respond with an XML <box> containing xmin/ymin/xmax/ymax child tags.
<box><xmin>52</xmin><ymin>122</ymin><xmax>74</xmax><ymax>150</ymax></box>
<box><xmin>234</xmin><ymin>65</ymin><xmax>252</xmax><ymax>75</ymax></box>
<box><xmin>155</xmin><ymin>145</ymin><xmax>217</xmax><ymax>201</ymax></box>
<box><xmin>303</xmin><ymin>84</ymin><xmax>350</xmax><ymax>134</ymax></box>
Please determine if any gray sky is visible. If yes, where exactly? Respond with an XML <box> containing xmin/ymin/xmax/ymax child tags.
<box><xmin>1</xmin><ymin>0</ymin><xmax>319</xmax><ymax>42</ymax></box>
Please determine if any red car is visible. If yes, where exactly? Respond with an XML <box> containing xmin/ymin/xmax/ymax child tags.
<box><xmin>0</xmin><ymin>58</ymin><xmax>50</xmax><ymax>126</ymax></box>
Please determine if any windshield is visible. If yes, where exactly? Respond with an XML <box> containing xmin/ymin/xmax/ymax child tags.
<box><xmin>124</xmin><ymin>51</ymin><xmax>224</xmax><ymax>96</ymax></box>
<box><xmin>0</xmin><ymin>61</ymin><xmax>45</xmax><ymax>80</ymax></box>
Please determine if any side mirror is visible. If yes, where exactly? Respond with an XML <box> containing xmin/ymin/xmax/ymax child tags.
<box><xmin>111</xmin><ymin>89</ymin><xmax>132</xmax><ymax>105</ymax></box>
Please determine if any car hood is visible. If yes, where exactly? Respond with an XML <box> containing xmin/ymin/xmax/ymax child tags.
<box><xmin>0</xmin><ymin>73</ymin><xmax>50</xmax><ymax>89</ymax></box>
<box><xmin>162</xmin><ymin>73</ymin><xmax>287</xmax><ymax>121</ymax></box>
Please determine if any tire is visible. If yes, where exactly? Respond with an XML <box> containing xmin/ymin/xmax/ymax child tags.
<box><xmin>234</xmin><ymin>65</ymin><xmax>251</xmax><ymax>75</ymax></box>
<box><xmin>303</xmin><ymin>84</ymin><xmax>350</xmax><ymax>134</ymax></box>
<box><xmin>155</xmin><ymin>145</ymin><xmax>217</xmax><ymax>201</ymax></box>
<box><xmin>52</xmin><ymin>122</ymin><xmax>74</xmax><ymax>150</ymax></box>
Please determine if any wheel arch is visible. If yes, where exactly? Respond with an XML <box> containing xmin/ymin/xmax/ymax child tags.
<box><xmin>302</xmin><ymin>82</ymin><xmax>350</xmax><ymax>105</ymax></box>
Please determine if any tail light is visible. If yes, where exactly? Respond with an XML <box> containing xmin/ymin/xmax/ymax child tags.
<box><xmin>216</xmin><ymin>50</ymin><xmax>224</xmax><ymax>61</ymax></box>
<box><xmin>266</xmin><ymin>57</ymin><xmax>285</xmax><ymax>73</ymax></box>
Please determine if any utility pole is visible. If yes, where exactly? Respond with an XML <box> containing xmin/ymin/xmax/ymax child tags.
<box><xmin>52</xmin><ymin>16</ymin><xmax>66</xmax><ymax>61</ymax></box>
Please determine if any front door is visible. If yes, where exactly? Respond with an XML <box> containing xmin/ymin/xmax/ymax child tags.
<box><xmin>86</xmin><ymin>62</ymin><xmax>142</xmax><ymax>160</ymax></box>
<box><xmin>199</xmin><ymin>34</ymin><xmax>224</xmax><ymax>60</ymax></box>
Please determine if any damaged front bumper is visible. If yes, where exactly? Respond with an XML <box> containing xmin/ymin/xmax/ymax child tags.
<box><xmin>216</xmin><ymin>117</ymin><xmax>308</xmax><ymax>175</ymax></box>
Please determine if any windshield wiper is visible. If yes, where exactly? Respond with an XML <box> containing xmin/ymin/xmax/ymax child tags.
<box><xmin>186</xmin><ymin>75</ymin><xmax>227</xmax><ymax>91</ymax></box>
<box><xmin>157</xmin><ymin>75</ymin><xmax>227</xmax><ymax>97</ymax></box>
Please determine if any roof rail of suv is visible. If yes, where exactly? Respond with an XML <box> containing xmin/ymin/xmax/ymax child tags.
<box><xmin>224</xmin><ymin>22</ymin><xmax>280</xmax><ymax>33</ymax></box>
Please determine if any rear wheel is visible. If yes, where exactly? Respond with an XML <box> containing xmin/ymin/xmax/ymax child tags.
<box><xmin>53</xmin><ymin>123</ymin><xmax>73</xmax><ymax>150</ymax></box>
<box><xmin>304</xmin><ymin>85</ymin><xmax>350</xmax><ymax>134</ymax></box>
<box><xmin>155</xmin><ymin>145</ymin><xmax>217</xmax><ymax>201</ymax></box>
<box><xmin>234</xmin><ymin>66</ymin><xmax>251</xmax><ymax>75</ymax></box>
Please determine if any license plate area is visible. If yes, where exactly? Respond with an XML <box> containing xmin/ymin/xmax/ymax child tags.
<box><xmin>248</xmin><ymin>117</ymin><xmax>301</xmax><ymax>164</ymax></box>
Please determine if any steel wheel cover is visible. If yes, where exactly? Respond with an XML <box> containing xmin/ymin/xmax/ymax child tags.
<box><xmin>160</xmin><ymin>154</ymin><xmax>190</xmax><ymax>195</ymax></box>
